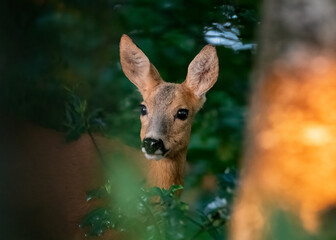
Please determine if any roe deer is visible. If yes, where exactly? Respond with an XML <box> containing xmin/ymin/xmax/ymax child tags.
<box><xmin>0</xmin><ymin>35</ymin><xmax>219</xmax><ymax>240</ymax></box>
<box><xmin>119</xmin><ymin>34</ymin><xmax>219</xmax><ymax>190</ymax></box>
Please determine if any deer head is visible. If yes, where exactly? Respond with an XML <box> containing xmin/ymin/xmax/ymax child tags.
<box><xmin>120</xmin><ymin>34</ymin><xmax>219</xmax><ymax>161</ymax></box>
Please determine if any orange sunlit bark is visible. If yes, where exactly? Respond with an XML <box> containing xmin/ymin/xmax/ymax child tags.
<box><xmin>230</xmin><ymin>52</ymin><xmax>336</xmax><ymax>239</ymax></box>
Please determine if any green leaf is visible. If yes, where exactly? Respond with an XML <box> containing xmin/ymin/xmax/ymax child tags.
<box><xmin>169</xmin><ymin>185</ymin><xmax>183</xmax><ymax>193</ymax></box>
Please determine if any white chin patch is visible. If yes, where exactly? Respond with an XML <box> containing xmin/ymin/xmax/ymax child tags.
<box><xmin>142</xmin><ymin>147</ymin><xmax>164</xmax><ymax>161</ymax></box>
<box><xmin>145</xmin><ymin>153</ymin><xmax>163</xmax><ymax>161</ymax></box>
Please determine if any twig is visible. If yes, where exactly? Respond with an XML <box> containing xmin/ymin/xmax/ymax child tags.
<box><xmin>87</xmin><ymin>127</ymin><xmax>110</xmax><ymax>171</ymax></box>
<box><xmin>188</xmin><ymin>216</ymin><xmax>226</xmax><ymax>240</ymax></box>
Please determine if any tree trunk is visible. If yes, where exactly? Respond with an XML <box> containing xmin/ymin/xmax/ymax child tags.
<box><xmin>230</xmin><ymin>0</ymin><xmax>336</xmax><ymax>239</ymax></box>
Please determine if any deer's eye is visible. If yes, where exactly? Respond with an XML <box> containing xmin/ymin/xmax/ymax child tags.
<box><xmin>140</xmin><ymin>104</ymin><xmax>147</xmax><ymax>116</ymax></box>
<box><xmin>176</xmin><ymin>109</ymin><xmax>188</xmax><ymax>120</ymax></box>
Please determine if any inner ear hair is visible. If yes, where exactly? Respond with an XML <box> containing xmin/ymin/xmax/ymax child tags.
<box><xmin>120</xmin><ymin>34</ymin><xmax>163</xmax><ymax>94</ymax></box>
<box><xmin>184</xmin><ymin>45</ymin><xmax>219</xmax><ymax>98</ymax></box>
<box><xmin>120</xmin><ymin>34</ymin><xmax>151</xmax><ymax>90</ymax></box>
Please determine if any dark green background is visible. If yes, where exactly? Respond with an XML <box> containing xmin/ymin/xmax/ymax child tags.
<box><xmin>0</xmin><ymin>1</ymin><xmax>259</xmax><ymax>238</ymax></box>
<box><xmin>0</xmin><ymin>0</ymin><xmax>259</xmax><ymax>170</ymax></box>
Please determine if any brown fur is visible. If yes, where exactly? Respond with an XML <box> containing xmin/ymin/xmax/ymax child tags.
<box><xmin>0</xmin><ymin>116</ymin><xmax>143</xmax><ymax>240</ymax></box>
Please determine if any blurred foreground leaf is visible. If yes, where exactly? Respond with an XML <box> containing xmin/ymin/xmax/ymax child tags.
<box><xmin>81</xmin><ymin>172</ymin><xmax>235</xmax><ymax>240</ymax></box>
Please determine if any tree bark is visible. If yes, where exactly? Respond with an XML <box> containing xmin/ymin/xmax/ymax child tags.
<box><xmin>230</xmin><ymin>0</ymin><xmax>336</xmax><ymax>239</ymax></box>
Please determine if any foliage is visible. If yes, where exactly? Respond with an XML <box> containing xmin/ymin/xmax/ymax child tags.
<box><xmin>0</xmin><ymin>0</ymin><xmax>258</xmax><ymax>184</ymax></box>
<box><xmin>63</xmin><ymin>87</ymin><xmax>105</xmax><ymax>141</ymax></box>
<box><xmin>1</xmin><ymin>0</ymin><xmax>259</xmax><ymax>239</ymax></box>
<box><xmin>60</xmin><ymin>89</ymin><xmax>238</xmax><ymax>239</ymax></box>
<box><xmin>0</xmin><ymin>0</ymin><xmax>258</xmax><ymax>154</ymax></box>
<box><xmin>61</xmin><ymin>90</ymin><xmax>239</xmax><ymax>239</ymax></box>
<box><xmin>80</xmin><ymin>169</ymin><xmax>237</xmax><ymax>240</ymax></box>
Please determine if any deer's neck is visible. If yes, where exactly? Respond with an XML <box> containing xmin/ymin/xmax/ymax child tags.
<box><xmin>146</xmin><ymin>151</ymin><xmax>187</xmax><ymax>190</ymax></box>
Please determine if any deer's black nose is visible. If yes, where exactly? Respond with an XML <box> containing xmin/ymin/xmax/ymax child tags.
<box><xmin>142</xmin><ymin>138</ymin><xmax>164</xmax><ymax>155</ymax></box>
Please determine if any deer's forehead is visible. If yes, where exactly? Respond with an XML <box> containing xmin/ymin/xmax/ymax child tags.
<box><xmin>144</xmin><ymin>84</ymin><xmax>189</xmax><ymax>109</ymax></box>
<box><xmin>154</xmin><ymin>84</ymin><xmax>176</xmax><ymax>106</ymax></box>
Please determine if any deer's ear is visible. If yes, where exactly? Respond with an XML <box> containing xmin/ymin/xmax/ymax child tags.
<box><xmin>120</xmin><ymin>34</ymin><xmax>162</xmax><ymax>94</ymax></box>
<box><xmin>183</xmin><ymin>45</ymin><xmax>219</xmax><ymax>98</ymax></box>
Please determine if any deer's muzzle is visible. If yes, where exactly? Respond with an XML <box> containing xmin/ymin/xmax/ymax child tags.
<box><xmin>142</xmin><ymin>138</ymin><xmax>168</xmax><ymax>160</ymax></box>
